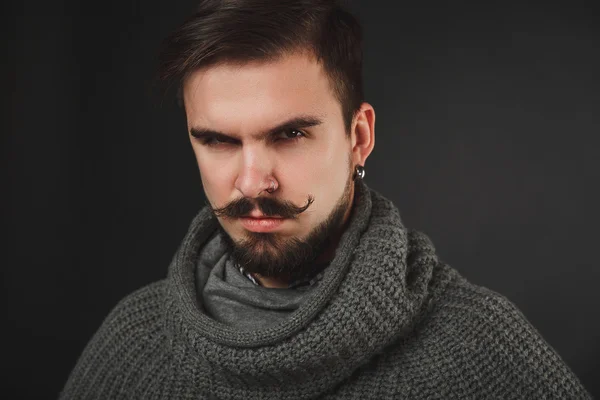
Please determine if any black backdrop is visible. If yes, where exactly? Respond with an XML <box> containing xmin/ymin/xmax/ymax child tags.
<box><xmin>4</xmin><ymin>1</ymin><xmax>600</xmax><ymax>398</ymax></box>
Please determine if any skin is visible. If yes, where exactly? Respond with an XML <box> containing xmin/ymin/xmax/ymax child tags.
<box><xmin>183</xmin><ymin>51</ymin><xmax>375</xmax><ymax>288</ymax></box>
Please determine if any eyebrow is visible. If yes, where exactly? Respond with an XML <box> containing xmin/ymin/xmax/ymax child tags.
<box><xmin>189</xmin><ymin>115</ymin><xmax>324</xmax><ymax>142</ymax></box>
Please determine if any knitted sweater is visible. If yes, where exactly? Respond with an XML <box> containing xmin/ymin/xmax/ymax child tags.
<box><xmin>60</xmin><ymin>181</ymin><xmax>591</xmax><ymax>399</ymax></box>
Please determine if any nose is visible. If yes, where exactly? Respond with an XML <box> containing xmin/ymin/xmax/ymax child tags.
<box><xmin>234</xmin><ymin>145</ymin><xmax>274</xmax><ymax>198</ymax></box>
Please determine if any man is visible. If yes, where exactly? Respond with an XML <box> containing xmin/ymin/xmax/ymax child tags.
<box><xmin>60</xmin><ymin>0</ymin><xmax>591</xmax><ymax>398</ymax></box>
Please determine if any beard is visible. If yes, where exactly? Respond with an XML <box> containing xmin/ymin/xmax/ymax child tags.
<box><xmin>216</xmin><ymin>168</ymin><xmax>355</xmax><ymax>284</ymax></box>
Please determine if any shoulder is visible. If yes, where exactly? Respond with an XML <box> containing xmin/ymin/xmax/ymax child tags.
<box><xmin>60</xmin><ymin>280</ymin><xmax>169</xmax><ymax>399</ymax></box>
<box><xmin>89</xmin><ymin>280</ymin><xmax>168</xmax><ymax>349</ymax></box>
<box><xmin>421</xmin><ymin>276</ymin><xmax>591</xmax><ymax>398</ymax></box>
<box><xmin>102</xmin><ymin>280</ymin><xmax>167</xmax><ymax>325</ymax></box>
<box><xmin>436</xmin><ymin>275</ymin><xmax>528</xmax><ymax>328</ymax></box>
<box><xmin>80</xmin><ymin>278</ymin><xmax>167</xmax><ymax>347</ymax></box>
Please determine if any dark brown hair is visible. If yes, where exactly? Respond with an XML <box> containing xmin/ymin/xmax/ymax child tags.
<box><xmin>158</xmin><ymin>0</ymin><xmax>364</xmax><ymax>132</ymax></box>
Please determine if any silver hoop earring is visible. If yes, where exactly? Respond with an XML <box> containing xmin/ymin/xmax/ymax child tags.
<box><xmin>354</xmin><ymin>165</ymin><xmax>365</xmax><ymax>180</ymax></box>
<box><xmin>265</xmin><ymin>179</ymin><xmax>278</xmax><ymax>194</ymax></box>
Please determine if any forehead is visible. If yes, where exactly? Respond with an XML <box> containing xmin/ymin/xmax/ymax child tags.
<box><xmin>182</xmin><ymin>52</ymin><xmax>341</xmax><ymax>132</ymax></box>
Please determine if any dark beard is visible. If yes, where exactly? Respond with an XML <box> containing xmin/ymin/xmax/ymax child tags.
<box><xmin>219</xmin><ymin>175</ymin><xmax>354</xmax><ymax>284</ymax></box>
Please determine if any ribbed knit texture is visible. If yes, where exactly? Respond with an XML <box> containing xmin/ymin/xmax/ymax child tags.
<box><xmin>60</xmin><ymin>181</ymin><xmax>592</xmax><ymax>399</ymax></box>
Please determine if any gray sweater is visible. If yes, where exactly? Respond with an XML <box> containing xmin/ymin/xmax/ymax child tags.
<box><xmin>60</xmin><ymin>181</ymin><xmax>591</xmax><ymax>399</ymax></box>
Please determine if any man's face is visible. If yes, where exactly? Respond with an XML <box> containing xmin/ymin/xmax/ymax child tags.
<box><xmin>183</xmin><ymin>52</ymin><xmax>355</xmax><ymax>281</ymax></box>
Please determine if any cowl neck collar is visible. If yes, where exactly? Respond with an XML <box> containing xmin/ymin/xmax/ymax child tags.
<box><xmin>163</xmin><ymin>180</ymin><xmax>451</xmax><ymax>398</ymax></box>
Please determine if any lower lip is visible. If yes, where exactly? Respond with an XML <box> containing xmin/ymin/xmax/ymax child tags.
<box><xmin>239</xmin><ymin>217</ymin><xmax>285</xmax><ymax>232</ymax></box>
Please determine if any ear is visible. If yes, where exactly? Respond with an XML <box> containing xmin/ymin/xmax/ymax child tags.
<box><xmin>350</xmin><ymin>102</ymin><xmax>375</xmax><ymax>166</ymax></box>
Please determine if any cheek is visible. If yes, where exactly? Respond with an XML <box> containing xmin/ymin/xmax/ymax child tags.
<box><xmin>276</xmin><ymin>145</ymin><xmax>332</xmax><ymax>192</ymax></box>
<box><xmin>193</xmin><ymin>147</ymin><xmax>238</xmax><ymax>203</ymax></box>
<box><xmin>312</xmin><ymin>135</ymin><xmax>350</xmax><ymax>183</ymax></box>
<box><xmin>277</xmin><ymin>137</ymin><xmax>349</xmax><ymax>212</ymax></box>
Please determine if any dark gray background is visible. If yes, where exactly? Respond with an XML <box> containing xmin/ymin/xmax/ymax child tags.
<box><xmin>4</xmin><ymin>1</ymin><xmax>599</xmax><ymax>398</ymax></box>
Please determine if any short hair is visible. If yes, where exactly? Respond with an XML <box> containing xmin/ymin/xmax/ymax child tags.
<box><xmin>158</xmin><ymin>0</ymin><xmax>364</xmax><ymax>133</ymax></box>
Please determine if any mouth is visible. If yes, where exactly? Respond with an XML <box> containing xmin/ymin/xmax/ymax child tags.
<box><xmin>239</xmin><ymin>216</ymin><xmax>285</xmax><ymax>232</ymax></box>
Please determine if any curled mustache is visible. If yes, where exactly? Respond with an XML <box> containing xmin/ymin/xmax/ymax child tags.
<box><xmin>211</xmin><ymin>195</ymin><xmax>314</xmax><ymax>219</ymax></box>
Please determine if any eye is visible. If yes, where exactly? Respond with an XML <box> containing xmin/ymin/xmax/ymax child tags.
<box><xmin>197</xmin><ymin>135</ymin><xmax>237</xmax><ymax>147</ymax></box>
<box><xmin>274</xmin><ymin>129</ymin><xmax>306</xmax><ymax>141</ymax></box>
<box><xmin>202</xmin><ymin>136</ymin><xmax>226</xmax><ymax>146</ymax></box>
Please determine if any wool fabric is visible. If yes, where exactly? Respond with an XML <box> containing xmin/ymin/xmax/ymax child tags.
<box><xmin>60</xmin><ymin>181</ymin><xmax>591</xmax><ymax>399</ymax></box>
